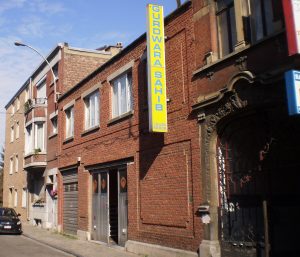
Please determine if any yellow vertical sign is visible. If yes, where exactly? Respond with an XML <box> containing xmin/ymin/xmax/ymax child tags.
<box><xmin>147</xmin><ymin>4</ymin><xmax>168</xmax><ymax>132</ymax></box>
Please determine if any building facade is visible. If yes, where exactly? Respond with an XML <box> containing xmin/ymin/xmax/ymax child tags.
<box><xmin>3</xmin><ymin>43</ymin><xmax>121</xmax><ymax>228</ymax></box>
<box><xmin>3</xmin><ymin>89</ymin><xmax>27</xmax><ymax>219</ymax></box>
<box><xmin>3</xmin><ymin>0</ymin><xmax>300</xmax><ymax>256</ymax></box>
<box><xmin>57</xmin><ymin>2</ymin><xmax>200</xmax><ymax>257</ymax></box>
<box><xmin>191</xmin><ymin>0</ymin><xmax>299</xmax><ymax>257</ymax></box>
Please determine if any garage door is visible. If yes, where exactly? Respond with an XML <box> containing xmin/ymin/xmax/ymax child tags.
<box><xmin>62</xmin><ymin>169</ymin><xmax>78</xmax><ymax>235</ymax></box>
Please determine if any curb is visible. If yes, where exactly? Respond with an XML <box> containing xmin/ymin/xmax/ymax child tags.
<box><xmin>22</xmin><ymin>232</ymin><xmax>85</xmax><ymax>257</ymax></box>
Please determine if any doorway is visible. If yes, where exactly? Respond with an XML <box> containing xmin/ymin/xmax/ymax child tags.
<box><xmin>217</xmin><ymin>111</ymin><xmax>300</xmax><ymax>257</ymax></box>
<box><xmin>92</xmin><ymin>167</ymin><xmax>128</xmax><ymax>246</ymax></box>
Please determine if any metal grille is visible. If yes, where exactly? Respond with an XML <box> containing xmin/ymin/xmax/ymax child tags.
<box><xmin>217</xmin><ymin>141</ymin><xmax>265</xmax><ymax>257</ymax></box>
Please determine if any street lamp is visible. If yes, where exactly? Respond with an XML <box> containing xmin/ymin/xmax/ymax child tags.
<box><xmin>14</xmin><ymin>41</ymin><xmax>60</xmax><ymax>103</ymax></box>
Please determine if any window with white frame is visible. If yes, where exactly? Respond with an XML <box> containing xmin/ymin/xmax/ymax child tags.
<box><xmin>35</xmin><ymin>122</ymin><xmax>45</xmax><ymax>151</ymax></box>
<box><xmin>9</xmin><ymin>157</ymin><xmax>13</xmax><ymax>174</ymax></box>
<box><xmin>36</xmin><ymin>79</ymin><xmax>46</xmax><ymax>104</ymax></box>
<box><xmin>25</xmin><ymin>124</ymin><xmax>33</xmax><ymax>154</ymax></box>
<box><xmin>112</xmin><ymin>72</ymin><xmax>132</xmax><ymax>118</ymax></box>
<box><xmin>16</xmin><ymin>121</ymin><xmax>19</xmax><ymax>139</ymax></box>
<box><xmin>65</xmin><ymin>106</ymin><xmax>74</xmax><ymax>138</ymax></box>
<box><xmin>15</xmin><ymin>154</ymin><xmax>18</xmax><ymax>172</ymax></box>
<box><xmin>14</xmin><ymin>189</ymin><xmax>18</xmax><ymax>207</ymax></box>
<box><xmin>10</xmin><ymin>125</ymin><xmax>14</xmax><ymax>142</ymax></box>
<box><xmin>22</xmin><ymin>188</ymin><xmax>27</xmax><ymax>208</ymax></box>
<box><xmin>51</xmin><ymin>116</ymin><xmax>58</xmax><ymax>135</ymax></box>
<box><xmin>84</xmin><ymin>90</ymin><xmax>99</xmax><ymax>129</ymax></box>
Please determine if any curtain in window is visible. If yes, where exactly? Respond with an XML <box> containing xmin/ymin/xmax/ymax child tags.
<box><xmin>85</xmin><ymin>91</ymin><xmax>99</xmax><ymax>129</ymax></box>
<box><xmin>36</xmin><ymin>123</ymin><xmax>44</xmax><ymax>150</ymax></box>
<box><xmin>25</xmin><ymin>125</ymin><xmax>32</xmax><ymax>154</ymax></box>
<box><xmin>113</xmin><ymin>79</ymin><xmax>119</xmax><ymax>118</ymax></box>
<box><xmin>37</xmin><ymin>81</ymin><xmax>46</xmax><ymax>99</ymax></box>
<box><xmin>66</xmin><ymin>108</ymin><xmax>74</xmax><ymax>138</ymax></box>
<box><xmin>112</xmin><ymin>73</ymin><xmax>133</xmax><ymax>118</ymax></box>
<box><xmin>127</xmin><ymin>73</ymin><xmax>133</xmax><ymax>112</ymax></box>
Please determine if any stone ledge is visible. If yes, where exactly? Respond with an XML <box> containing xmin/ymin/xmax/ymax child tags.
<box><xmin>125</xmin><ymin>240</ymin><xmax>198</xmax><ymax>257</ymax></box>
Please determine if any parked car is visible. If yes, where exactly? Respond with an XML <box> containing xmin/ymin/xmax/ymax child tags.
<box><xmin>0</xmin><ymin>208</ymin><xmax>22</xmax><ymax>234</ymax></box>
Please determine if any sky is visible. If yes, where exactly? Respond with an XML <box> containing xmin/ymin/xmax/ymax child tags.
<box><xmin>0</xmin><ymin>0</ymin><xmax>180</xmax><ymax>147</ymax></box>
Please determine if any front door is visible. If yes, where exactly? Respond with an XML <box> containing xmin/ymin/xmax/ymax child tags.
<box><xmin>217</xmin><ymin>112</ymin><xmax>300</xmax><ymax>257</ymax></box>
<box><xmin>92</xmin><ymin>168</ymin><xmax>128</xmax><ymax>246</ymax></box>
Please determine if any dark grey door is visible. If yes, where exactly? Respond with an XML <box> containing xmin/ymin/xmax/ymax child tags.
<box><xmin>92</xmin><ymin>168</ymin><xmax>128</xmax><ymax>246</ymax></box>
<box><xmin>99</xmin><ymin>172</ymin><xmax>109</xmax><ymax>242</ymax></box>
<box><xmin>118</xmin><ymin>168</ymin><xmax>128</xmax><ymax>246</ymax></box>
<box><xmin>62</xmin><ymin>169</ymin><xmax>78</xmax><ymax>235</ymax></box>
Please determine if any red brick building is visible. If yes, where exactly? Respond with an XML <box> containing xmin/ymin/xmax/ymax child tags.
<box><xmin>3</xmin><ymin>42</ymin><xmax>120</xmax><ymax>229</ymax></box>
<box><xmin>57</xmin><ymin>1</ymin><xmax>300</xmax><ymax>257</ymax></box>
<box><xmin>57</xmin><ymin>2</ymin><xmax>201</xmax><ymax>257</ymax></box>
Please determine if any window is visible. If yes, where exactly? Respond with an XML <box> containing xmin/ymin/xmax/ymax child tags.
<box><xmin>11</xmin><ymin>103</ymin><xmax>15</xmax><ymax>116</ymax></box>
<box><xmin>65</xmin><ymin>107</ymin><xmax>74</xmax><ymax>138</ymax></box>
<box><xmin>22</xmin><ymin>188</ymin><xmax>27</xmax><ymax>208</ymax></box>
<box><xmin>9</xmin><ymin>157</ymin><xmax>13</xmax><ymax>175</ymax></box>
<box><xmin>8</xmin><ymin>188</ymin><xmax>13</xmax><ymax>207</ymax></box>
<box><xmin>25</xmin><ymin>124</ymin><xmax>33</xmax><ymax>154</ymax></box>
<box><xmin>25</xmin><ymin>86</ymin><xmax>30</xmax><ymax>102</ymax></box>
<box><xmin>15</xmin><ymin>155</ymin><xmax>18</xmax><ymax>172</ymax></box>
<box><xmin>84</xmin><ymin>91</ymin><xmax>99</xmax><ymax>129</ymax></box>
<box><xmin>247</xmin><ymin>0</ymin><xmax>283</xmax><ymax>42</ymax></box>
<box><xmin>14</xmin><ymin>189</ymin><xmax>18</xmax><ymax>207</ymax></box>
<box><xmin>10</xmin><ymin>125</ymin><xmax>14</xmax><ymax>142</ymax></box>
<box><xmin>112</xmin><ymin>72</ymin><xmax>132</xmax><ymax>118</ymax></box>
<box><xmin>216</xmin><ymin>0</ymin><xmax>237</xmax><ymax>56</ymax></box>
<box><xmin>51</xmin><ymin>116</ymin><xmax>58</xmax><ymax>135</ymax></box>
<box><xmin>36</xmin><ymin>79</ymin><xmax>46</xmax><ymax>103</ymax></box>
<box><xmin>16</xmin><ymin>122</ymin><xmax>19</xmax><ymax>139</ymax></box>
<box><xmin>35</xmin><ymin>122</ymin><xmax>45</xmax><ymax>151</ymax></box>
<box><xmin>216</xmin><ymin>0</ymin><xmax>283</xmax><ymax>57</ymax></box>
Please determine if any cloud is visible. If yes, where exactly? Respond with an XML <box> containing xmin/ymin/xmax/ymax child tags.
<box><xmin>17</xmin><ymin>16</ymin><xmax>45</xmax><ymax>37</ymax></box>
<box><xmin>0</xmin><ymin>0</ymin><xmax>26</xmax><ymax>13</ymax></box>
<box><xmin>29</xmin><ymin>0</ymin><xmax>66</xmax><ymax>14</ymax></box>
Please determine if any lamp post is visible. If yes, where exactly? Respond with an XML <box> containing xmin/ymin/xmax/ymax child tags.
<box><xmin>14</xmin><ymin>41</ymin><xmax>59</xmax><ymax>103</ymax></box>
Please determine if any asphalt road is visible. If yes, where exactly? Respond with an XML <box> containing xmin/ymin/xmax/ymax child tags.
<box><xmin>0</xmin><ymin>234</ymin><xmax>74</xmax><ymax>257</ymax></box>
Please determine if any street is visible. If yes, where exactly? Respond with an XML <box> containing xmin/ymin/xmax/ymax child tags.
<box><xmin>0</xmin><ymin>235</ymin><xmax>74</xmax><ymax>257</ymax></box>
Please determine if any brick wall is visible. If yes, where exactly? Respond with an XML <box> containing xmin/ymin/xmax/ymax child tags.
<box><xmin>57</xmin><ymin>2</ymin><xmax>204</xmax><ymax>252</ymax></box>
<box><xmin>3</xmin><ymin>90</ymin><xmax>28</xmax><ymax>220</ymax></box>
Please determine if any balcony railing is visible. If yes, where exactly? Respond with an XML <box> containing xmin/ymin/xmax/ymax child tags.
<box><xmin>24</xmin><ymin>98</ymin><xmax>47</xmax><ymax>113</ymax></box>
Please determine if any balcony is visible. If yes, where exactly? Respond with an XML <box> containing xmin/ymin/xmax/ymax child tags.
<box><xmin>24</xmin><ymin>98</ymin><xmax>47</xmax><ymax>114</ymax></box>
<box><xmin>24</xmin><ymin>150</ymin><xmax>47</xmax><ymax>170</ymax></box>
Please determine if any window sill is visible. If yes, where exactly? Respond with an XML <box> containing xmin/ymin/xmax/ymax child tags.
<box><xmin>63</xmin><ymin>136</ymin><xmax>74</xmax><ymax>144</ymax></box>
<box><xmin>81</xmin><ymin>125</ymin><xmax>100</xmax><ymax>136</ymax></box>
<box><xmin>49</xmin><ymin>133</ymin><xmax>58</xmax><ymax>139</ymax></box>
<box><xmin>108</xmin><ymin>110</ymin><xmax>134</xmax><ymax>125</ymax></box>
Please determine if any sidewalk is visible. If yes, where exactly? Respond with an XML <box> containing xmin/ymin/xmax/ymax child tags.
<box><xmin>22</xmin><ymin>223</ymin><xmax>139</xmax><ymax>257</ymax></box>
